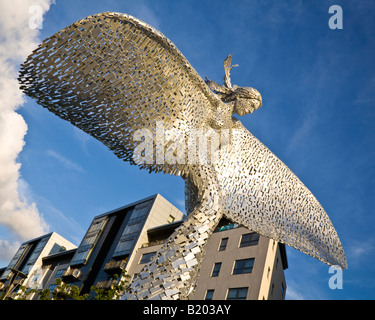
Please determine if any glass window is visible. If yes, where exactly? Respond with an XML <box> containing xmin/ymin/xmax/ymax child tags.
<box><xmin>55</xmin><ymin>269</ymin><xmax>65</xmax><ymax>278</ymax></box>
<box><xmin>131</xmin><ymin>202</ymin><xmax>151</xmax><ymax>219</ymax></box>
<box><xmin>21</xmin><ymin>237</ymin><xmax>49</xmax><ymax>274</ymax></box>
<box><xmin>127</xmin><ymin>216</ymin><xmax>145</xmax><ymax>227</ymax></box>
<box><xmin>205</xmin><ymin>289</ymin><xmax>214</xmax><ymax>300</ymax></box>
<box><xmin>88</xmin><ymin>218</ymin><xmax>107</xmax><ymax>233</ymax></box>
<box><xmin>167</xmin><ymin>215</ymin><xmax>175</xmax><ymax>223</ymax></box>
<box><xmin>211</xmin><ymin>262</ymin><xmax>222</xmax><ymax>277</ymax></box>
<box><xmin>70</xmin><ymin>250</ymin><xmax>89</xmax><ymax>265</ymax></box>
<box><xmin>80</xmin><ymin>233</ymin><xmax>98</xmax><ymax>250</ymax></box>
<box><xmin>114</xmin><ymin>240</ymin><xmax>134</xmax><ymax>256</ymax></box>
<box><xmin>239</xmin><ymin>233</ymin><xmax>259</xmax><ymax>247</ymax></box>
<box><xmin>233</xmin><ymin>258</ymin><xmax>255</xmax><ymax>274</ymax></box>
<box><xmin>112</xmin><ymin>201</ymin><xmax>151</xmax><ymax>258</ymax></box>
<box><xmin>140</xmin><ymin>252</ymin><xmax>156</xmax><ymax>264</ymax></box>
<box><xmin>0</xmin><ymin>244</ymin><xmax>29</xmax><ymax>280</ymax></box>
<box><xmin>226</xmin><ymin>287</ymin><xmax>248</xmax><ymax>300</ymax></box>
<box><xmin>11</xmin><ymin>244</ymin><xmax>29</xmax><ymax>265</ymax></box>
<box><xmin>113</xmin><ymin>233</ymin><xmax>137</xmax><ymax>258</ymax></box>
<box><xmin>49</xmin><ymin>284</ymin><xmax>58</xmax><ymax>292</ymax></box>
<box><xmin>71</xmin><ymin>217</ymin><xmax>108</xmax><ymax>265</ymax></box>
<box><xmin>214</xmin><ymin>223</ymin><xmax>239</xmax><ymax>232</ymax></box>
<box><xmin>218</xmin><ymin>238</ymin><xmax>228</xmax><ymax>251</ymax></box>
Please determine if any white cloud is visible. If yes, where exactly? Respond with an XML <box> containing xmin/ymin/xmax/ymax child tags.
<box><xmin>287</xmin><ymin>104</ymin><xmax>318</xmax><ymax>152</ymax></box>
<box><xmin>46</xmin><ymin>150</ymin><xmax>84</xmax><ymax>172</ymax></box>
<box><xmin>285</xmin><ymin>283</ymin><xmax>306</xmax><ymax>300</ymax></box>
<box><xmin>0</xmin><ymin>0</ymin><xmax>54</xmax><ymax>241</ymax></box>
<box><xmin>346</xmin><ymin>239</ymin><xmax>374</xmax><ymax>266</ymax></box>
<box><xmin>134</xmin><ymin>4</ymin><xmax>161</xmax><ymax>30</ymax></box>
<box><xmin>0</xmin><ymin>239</ymin><xmax>20</xmax><ymax>265</ymax></box>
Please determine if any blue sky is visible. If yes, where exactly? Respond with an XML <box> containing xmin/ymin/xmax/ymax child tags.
<box><xmin>1</xmin><ymin>0</ymin><xmax>374</xmax><ymax>299</ymax></box>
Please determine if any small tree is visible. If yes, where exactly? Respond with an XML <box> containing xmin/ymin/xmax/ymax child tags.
<box><xmin>90</xmin><ymin>272</ymin><xmax>130</xmax><ymax>300</ymax></box>
<box><xmin>13</xmin><ymin>270</ymin><xmax>130</xmax><ymax>300</ymax></box>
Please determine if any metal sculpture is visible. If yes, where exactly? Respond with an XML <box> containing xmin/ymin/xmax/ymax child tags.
<box><xmin>18</xmin><ymin>12</ymin><xmax>346</xmax><ymax>300</ymax></box>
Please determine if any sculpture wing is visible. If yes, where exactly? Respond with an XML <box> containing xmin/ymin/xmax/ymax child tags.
<box><xmin>216</xmin><ymin>120</ymin><xmax>347</xmax><ymax>268</ymax></box>
<box><xmin>18</xmin><ymin>12</ymin><xmax>220</xmax><ymax>175</ymax></box>
<box><xmin>18</xmin><ymin>11</ymin><xmax>346</xmax><ymax>269</ymax></box>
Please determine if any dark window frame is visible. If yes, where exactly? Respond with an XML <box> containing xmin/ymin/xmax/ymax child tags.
<box><xmin>233</xmin><ymin>258</ymin><xmax>255</xmax><ymax>275</ymax></box>
<box><xmin>226</xmin><ymin>287</ymin><xmax>248</xmax><ymax>300</ymax></box>
<box><xmin>205</xmin><ymin>289</ymin><xmax>214</xmax><ymax>300</ymax></box>
<box><xmin>211</xmin><ymin>262</ymin><xmax>222</xmax><ymax>277</ymax></box>
<box><xmin>140</xmin><ymin>251</ymin><xmax>156</xmax><ymax>264</ymax></box>
<box><xmin>239</xmin><ymin>233</ymin><xmax>259</xmax><ymax>247</ymax></box>
<box><xmin>218</xmin><ymin>238</ymin><xmax>228</xmax><ymax>251</ymax></box>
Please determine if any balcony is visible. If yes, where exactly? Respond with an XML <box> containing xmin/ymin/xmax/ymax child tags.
<box><xmin>214</xmin><ymin>223</ymin><xmax>239</xmax><ymax>233</ymax></box>
<box><xmin>95</xmin><ymin>279</ymin><xmax>117</xmax><ymax>289</ymax></box>
<box><xmin>62</xmin><ymin>268</ymin><xmax>82</xmax><ymax>282</ymax></box>
<box><xmin>103</xmin><ymin>259</ymin><xmax>127</xmax><ymax>275</ymax></box>
<box><xmin>141</xmin><ymin>239</ymin><xmax>166</xmax><ymax>248</ymax></box>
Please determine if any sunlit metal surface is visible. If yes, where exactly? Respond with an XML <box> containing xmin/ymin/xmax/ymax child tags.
<box><xmin>18</xmin><ymin>12</ymin><xmax>346</xmax><ymax>300</ymax></box>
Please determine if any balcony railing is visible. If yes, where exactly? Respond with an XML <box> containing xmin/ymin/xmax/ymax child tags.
<box><xmin>62</xmin><ymin>268</ymin><xmax>82</xmax><ymax>282</ymax></box>
<box><xmin>95</xmin><ymin>279</ymin><xmax>117</xmax><ymax>289</ymax></box>
<box><xmin>103</xmin><ymin>259</ymin><xmax>127</xmax><ymax>275</ymax></box>
<box><xmin>141</xmin><ymin>239</ymin><xmax>166</xmax><ymax>248</ymax></box>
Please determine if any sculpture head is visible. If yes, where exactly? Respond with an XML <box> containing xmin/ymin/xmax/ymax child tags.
<box><xmin>231</xmin><ymin>86</ymin><xmax>262</xmax><ymax>116</ymax></box>
<box><xmin>205</xmin><ymin>54</ymin><xmax>262</xmax><ymax>116</ymax></box>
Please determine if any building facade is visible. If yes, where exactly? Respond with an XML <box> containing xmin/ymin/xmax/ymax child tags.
<box><xmin>0</xmin><ymin>194</ymin><xmax>287</xmax><ymax>300</ymax></box>
<box><xmin>0</xmin><ymin>232</ymin><xmax>76</xmax><ymax>299</ymax></box>
<box><xmin>129</xmin><ymin>218</ymin><xmax>287</xmax><ymax>300</ymax></box>
<box><xmin>41</xmin><ymin>194</ymin><xmax>184</xmax><ymax>297</ymax></box>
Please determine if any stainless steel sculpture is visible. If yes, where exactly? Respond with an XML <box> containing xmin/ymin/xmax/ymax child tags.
<box><xmin>18</xmin><ymin>12</ymin><xmax>347</xmax><ymax>300</ymax></box>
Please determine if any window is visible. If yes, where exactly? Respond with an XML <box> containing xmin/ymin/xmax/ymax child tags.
<box><xmin>21</xmin><ymin>237</ymin><xmax>49</xmax><ymax>274</ymax></box>
<box><xmin>226</xmin><ymin>287</ymin><xmax>248</xmax><ymax>300</ymax></box>
<box><xmin>55</xmin><ymin>269</ymin><xmax>65</xmax><ymax>278</ymax></box>
<box><xmin>205</xmin><ymin>289</ymin><xmax>214</xmax><ymax>300</ymax></box>
<box><xmin>88</xmin><ymin>218</ymin><xmax>107</xmax><ymax>232</ymax></box>
<box><xmin>113</xmin><ymin>202</ymin><xmax>151</xmax><ymax>258</ymax></box>
<box><xmin>218</xmin><ymin>238</ymin><xmax>228</xmax><ymax>251</ymax></box>
<box><xmin>239</xmin><ymin>233</ymin><xmax>259</xmax><ymax>247</ymax></box>
<box><xmin>211</xmin><ymin>262</ymin><xmax>222</xmax><ymax>277</ymax></box>
<box><xmin>215</xmin><ymin>223</ymin><xmax>239</xmax><ymax>232</ymax></box>
<box><xmin>80</xmin><ymin>233</ymin><xmax>99</xmax><ymax>251</ymax></box>
<box><xmin>71</xmin><ymin>216</ymin><xmax>108</xmax><ymax>265</ymax></box>
<box><xmin>167</xmin><ymin>215</ymin><xmax>175</xmax><ymax>223</ymax></box>
<box><xmin>49</xmin><ymin>284</ymin><xmax>58</xmax><ymax>292</ymax></box>
<box><xmin>281</xmin><ymin>282</ymin><xmax>285</xmax><ymax>297</ymax></box>
<box><xmin>0</xmin><ymin>244</ymin><xmax>29</xmax><ymax>280</ymax></box>
<box><xmin>140</xmin><ymin>252</ymin><xmax>156</xmax><ymax>264</ymax></box>
<box><xmin>233</xmin><ymin>258</ymin><xmax>255</xmax><ymax>274</ymax></box>
<box><xmin>114</xmin><ymin>239</ymin><xmax>135</xmax><ymax>256</ymax></box>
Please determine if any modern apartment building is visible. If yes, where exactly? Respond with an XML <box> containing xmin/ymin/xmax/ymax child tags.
<box><xmin>129</xmin><ymin>217</ymin><xmax>287</xmax><ymax>300</ymax></box>
<box><xmin>0</xmin><ymin>232</ymin><xmax>76</xmax><ymax>299</ymax></box>
<box><xmin>0</xmin><ymin>194</ymin><xmax>287</xmax><ymax>300</ymax></box>
<box><xmin>42</xmin><ymin>194</ymin><xmax>184</xmax><ymax>297</ymax></box>
<box><xmin>192</xmin><ymin>218</ymin><xmax>287</xmax><ymax>300</ymax></box>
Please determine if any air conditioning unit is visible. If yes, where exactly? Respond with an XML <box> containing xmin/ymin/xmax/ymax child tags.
<box><xmin>72</xmin><ymin>269</ymin><xmax>81</xmax><ymax>278</ymax></box>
